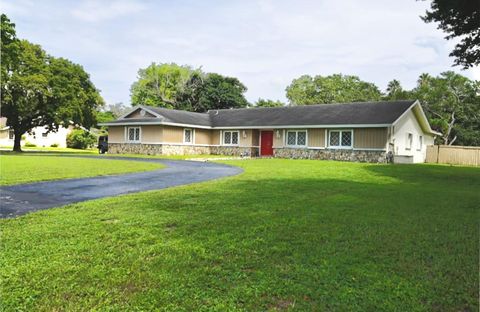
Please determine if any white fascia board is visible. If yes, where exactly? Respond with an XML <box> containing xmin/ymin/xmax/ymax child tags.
<box><xmin>392</xmin><ymin>100</ymin><xmax>441</xmax><ymax>136</ymax></box>
<box><xmin>98</xmin><ymin>121</ymin><xmax>212</xmax><ymax>129</ymax></box>
<box><xmin>212</xmin><ymin>124</ymin><xmax>391</xmax><ymax>130</ymax></box>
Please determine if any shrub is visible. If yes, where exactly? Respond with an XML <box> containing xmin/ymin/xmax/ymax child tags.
<box><xmin>50</xmin><ymin>143</ymin><xmax>59</xmax><ymax>148</ymax></box>
<box><xmin>66</xmin><ymin>129</ymin><xmax>96</xmax><ymax>149</ymax></box>
<box><xmin>24</xmin><ymin>142</ymin><xmax>36</xmax><ymax>147</ymax></box>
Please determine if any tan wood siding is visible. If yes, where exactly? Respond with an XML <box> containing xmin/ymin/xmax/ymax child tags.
<box><xmin>125</xmin><ymin>109</ymin><xmax>155</xmax><ymax>118</ymax></box>
<box><xmin>141</xmin><ymin>125</ymin><xmax>163</xmax><ymax>143</ymax></box>
<box><xmin>195</xmin><ymin>129</ymin><xmax>211</xmax><ymax>145</ymax></box>
<box><xmin>354</xmin><ymin>128</ymin><xmax>387</xmax><ymax>149</ymax></box>
<box><xmin>308</xmin><ymin>129</ymin><xmax>325</xmax><ymax>147</ymax></box>
<box><xmin>162</xmin><ymin>126</ymin><xmax>184</xmax><ymax>143</ymax></box>
<box><xmin>240</xmin><ymin>130</ymin><xmax>253</xmax><ymax>147</ymax></box>
<box><xmin>252</xmin><ymin>130</ymin><xmax>259</xmax><ymax>146</ymax></box>
<box><xmin>211</xmin><ymin>130</ymin><xmax>221</xmax><ymax>145</ymax></box>
<box><xmin>108</xmin><ymin>126</ymin><xmax>125</xmax><ymax>143</ymax></box>
<box><xmin>273</xmin><ymin>130</ymin><xmax>284</xmax><ymax>148</ymax></box>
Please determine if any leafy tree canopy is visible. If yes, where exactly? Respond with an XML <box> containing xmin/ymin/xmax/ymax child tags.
<box><xmin>285</xmin><ymin>74</ymin><xmax>382</xmax><ymax>105</ymax></box>
<box><xmin>1</xmin><ymin>14</ymin><xmax>103</xmax><ymax>151</ymax></box>
<box><xmin>193</xmin><ymin>73</ymin><xmax>249</xmax><ymax>112</ymax></box>
<box><xmin>130</xmin><ymin>63</ymin><xmax>249</xmax><ymax>112</ymax></box>
<box><xmin>252</xmin><ymin>98</ymin><xmax>285</xmax><ymax>107</ymax></box>
<box><xmin>411</xmin><ymin>71</ymin><xmax>480</xmax><ymax>146</ymax></box>
<box><xmin>422</xmin><ymin>0</ymin><xmax>480</xmax><ymax>68</ymax></box>
<box><xmin>130</xmin><ymin>62</ymin><xmax>200</xmax><ymax>108</ymax></box>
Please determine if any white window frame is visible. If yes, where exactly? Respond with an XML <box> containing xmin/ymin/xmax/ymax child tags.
<box><xmin>406</xmin><ymin>133</ymin><xmax>413</xmax><ymax>150</ymax></box>
<box><xmin>8</xmin><ymin>130</ymin><xmax>14</xmax><ymax>140</ymax></box>
<box><xmin>126</xmin><ymin>126</ymin><xmax>141</xmax><ymax>143</ymax></box>
<box><xmin>285</xmin><ymin>130</ymin><xmax>307</xmax><ymax>147</ymax></box>
<box><xmin>183</xmin><ymin>128</ymin><xmax>194</xmax><ymax>144</ymax></box>
<box><xmin>417</xmin><ymin>135</ymin><xmax>423</xmax><ymax>151</ymax></box>
<box><xmin>222</xmin><ymin>130</ymin><xmax>240</xmax><ymax>146</ymax></box>
<box><xmin>328</xmin><ymin>129</ymin><xmax>353</xmax><ymax>149</ymax></box>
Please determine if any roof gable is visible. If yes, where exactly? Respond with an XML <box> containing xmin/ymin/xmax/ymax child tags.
<box><xmin>123</xmin><ymin>107</ymin><xmax>157</xmax><ymax>119</ymax></box>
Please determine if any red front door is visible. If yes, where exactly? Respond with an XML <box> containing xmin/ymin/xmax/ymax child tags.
<box><xmin>260</xmin><ymin>131</ymin><xmax>274</xmax><ymax>156</ymax></box>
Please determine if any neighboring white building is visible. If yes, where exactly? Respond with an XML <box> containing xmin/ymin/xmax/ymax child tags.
<box><xmin>388</xmin><ymin>101</ymin><xmax>438</xmax><ymax>163</ymax></box>
<box><xmin>0</xmin><ymin>117</ymin><xmax>73</xmax><ymax>148</ymax></box>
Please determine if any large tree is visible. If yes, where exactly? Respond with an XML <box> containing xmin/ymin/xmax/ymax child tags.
<box><xmin>130</xmin><ymin>63</ymin><xmax>249</xmax><ymax>112</ymax></box>
<box><xmin>130</xmin><ymin>63</ymin><xmax>201</xmax><ymax>109</ymax></box>
<box><xmin>422</xmin><ymin>0</ymin><xmax>480</xmax><ymax>68</ymax></box>
<box><xmin>192</xmin><ymin>73</ymin><xmax>249</xmax><ymax>112</ymax></box>
<box><xmin>1</xmin><ymin>14</ymin><xmax>103</xmax><ymax>151</ymax></box>
<box><xmin>412</xmin><ymin>71</ymin><xmax>480</xmax><ymax>145</ymax></box>
<box><xmin>285</xmin><ymin>74</ymin><xmax>382</xmax><ymax>105</ymax></box>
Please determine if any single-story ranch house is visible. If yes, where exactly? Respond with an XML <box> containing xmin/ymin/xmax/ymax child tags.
<box><xmin>99</xmin><ymin>100</ymin><xmax>440</xmax><ymax>163</ymax></box>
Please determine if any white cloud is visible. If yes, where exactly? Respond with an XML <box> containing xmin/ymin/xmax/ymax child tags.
<box><xmin>71</xmin><ymin>0</ymin><xmax>145</xmax><ymax>22</ymax></box>
<box><xmin>1</xmin><ymin>0</ymin><xmax>478</xmax><ymax>106</ymax></box>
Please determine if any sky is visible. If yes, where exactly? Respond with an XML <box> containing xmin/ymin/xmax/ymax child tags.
<box><xmin>2</xmin><ymin>0</ymin><xmax>479</xmax><ymax>107</ymax></box>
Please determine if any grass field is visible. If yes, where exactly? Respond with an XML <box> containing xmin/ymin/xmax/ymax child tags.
<box><xmin>0</xmin><ymin>146</ymin><xmax>97</xmax><ymax>153</ymax></box>
<box><xmin>1</xmin><ymin>159</ymin><xmax>478</xmax><ymax>311</ymax></box>
<box><xmin>0</xmin><ymin>155</ymin><xmax>163</xmax><ymax>185</ymax></box>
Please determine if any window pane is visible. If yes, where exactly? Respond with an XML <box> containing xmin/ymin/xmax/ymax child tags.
<box><xmin>287</xmin><ymin>132</ymin><xmax>296</xmax><ymax>145</ymax></box>
<box><xmin>330</xmin><ymin>131</ymin><xmax>340</xmax><ymax>146</ymax></box>
<box><xmin>232</xmin><ymin>132</ymin><xmax>238</xmax><ymax>144</ymax></box>
<box><xmin>297</xmin><ymin>132</ymin><xmax>306</xmax><ymax>146</ymax></box>
<box><xmin>129</xmin><ymin>128</ymin><xmax>135</xmax><ymax>140</ymax></box>
<box><xmin>341</xmin><ymin>131</ymin><xmax>351</xmax><ymax>146</ymax></box>
<box><xmin>185</xmin><ymin>130</ymin><xmax>191</xmax><ymax>142</ymax></box>
<box><xmin>224</xmin><ymin>131</ymin><xmax>231</xmax><ymax>144</ymax></box>
<box><xmin>135</xmin><ymin>128</ymin><xmax>140</xmax><ymax>141</ymax></box>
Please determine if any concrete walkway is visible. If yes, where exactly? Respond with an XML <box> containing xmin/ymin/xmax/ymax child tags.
<box><xmin>0</xmin><ymin>156</ymin><xmax>242</xmax><ymax>218</ymax></box>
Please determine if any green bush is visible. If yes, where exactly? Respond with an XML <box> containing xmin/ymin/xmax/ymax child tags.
<box><xmin>66</xmin><ymin>129</ymin><xmax>96</xmax><ymax>149</ymax></box>
<box><xmin>50</xmin><ymin>143</ymin><xmax>59</xmax><ymax>148</ymax></box>
<box><xmin>24</xmin><ymin>142</ymin><xmax>36</xmax><ymax>147</ymax></box>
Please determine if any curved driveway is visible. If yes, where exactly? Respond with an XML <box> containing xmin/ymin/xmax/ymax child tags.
<box><xmin>0</xmin><ymin>156</ymin><xmax>242</xmax><ymax>218</ymax></box>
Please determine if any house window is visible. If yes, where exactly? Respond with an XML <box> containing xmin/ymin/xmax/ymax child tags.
<box><xmin>8</xmin><ymin>130</ymin><xmax>14</xmax><ymax>140</ymax></box>
<box><xmin>42</xmin><ymin>132</ymin><xmax>48</xmax><ymax>137</ymax></box>
<box><xmin>184</xmin><ymin>129</ymin><xmax>193</xmax><ymax>144</ymax></box>
<box><xmin>406</xmin><ymin>133</ymin><xmax>413</xmax><ymax>150</ymax></box>
<box><xmin>285</xmin><ymin>130</ymin><xmax>307</xmax><ymax>147</ymax></box>
<box><xmin>329</xmin><ymin>130</ymin><xmax>352</xmax><ymax>148</ymax></box>
<box><xmin>223</xmin><ymin>131</ymin><xmax>239</xmax><ymax>145</ymax></box>
<box><xmin>127</xmin><ymin>127</ymin><xmax>140</xmax><ymax>142</ymax></box>
<box><xmin>418</xmin><ymin>135</ymin><xmax>423</xmax><ymax>150</ymax></box>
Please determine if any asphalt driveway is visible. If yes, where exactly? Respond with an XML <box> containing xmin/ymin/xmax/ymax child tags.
<box><xmin>0</xmin><ymin>156</ymin><xmax>242</xmax><ymax>218</ymax></box>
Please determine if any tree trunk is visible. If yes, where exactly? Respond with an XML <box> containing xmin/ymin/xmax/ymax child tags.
<box><xmin>13</xmin><ymin>131</ymin><xmax>23</xmax><ymax>152</ymax></box>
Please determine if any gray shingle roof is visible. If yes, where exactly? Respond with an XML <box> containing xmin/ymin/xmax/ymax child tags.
<box><xmin>209</xmin><ymin>100</ymin><xmax>415</xmax><ymax>127</ymax></box>
<box><xmin>101</xmin><ymin>100</ymin><xmax>416</xmax><ymax>128</ymax></box>
<box><xmin>148</xmin><ymin>107</ymin><xmax>212</xmax><ymax>127</ymax></box>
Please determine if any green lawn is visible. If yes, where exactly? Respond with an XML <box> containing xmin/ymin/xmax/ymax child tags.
<box><xmin>0</xmin><ymin>155</ymin><xmax>163</xmax><ymax>185</ymax></box>
<box><xmin>1</xmin><ymin>159</ymin><xmax>478</xmax><ymax>311</ymax></box>
<box><xmin>0</xmin><ymin>146</ymin><xmax>97</xmax><ymax>153</ymax></box>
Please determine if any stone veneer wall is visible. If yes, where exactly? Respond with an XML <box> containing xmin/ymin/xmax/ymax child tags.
<box><xmin>108</xmin><ymin>143</ymin><xmax>258</xmax><ymax>156</ymax></box>
<box><xmin>273</xmin><ymin>148</ymin><xmax>387</xmax><ymax>163</ymax></box>
<box><xmin>161</xmin><ymin>144</ymin><xmax>211</xmax><ymax>155</ymax></box>
<box><xmin>210</xmin><ymin>146</ymin><xmax>259</xmax><ymax>157</ymax></box>
<box><xmin>108</xmin><ymin>143</ymin><xmax>163</xmax><ymax>155</ymax></box>
<box><xmin>109</xmin><ymin>143</ymin><xmax>383</xmax><ymax>162</ymax></box>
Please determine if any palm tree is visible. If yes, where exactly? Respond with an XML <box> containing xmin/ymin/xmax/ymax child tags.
<box><xmin>386</xmin><ymin>79</ymin><xmax>402</xmax><ymax>96</ymax></box>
